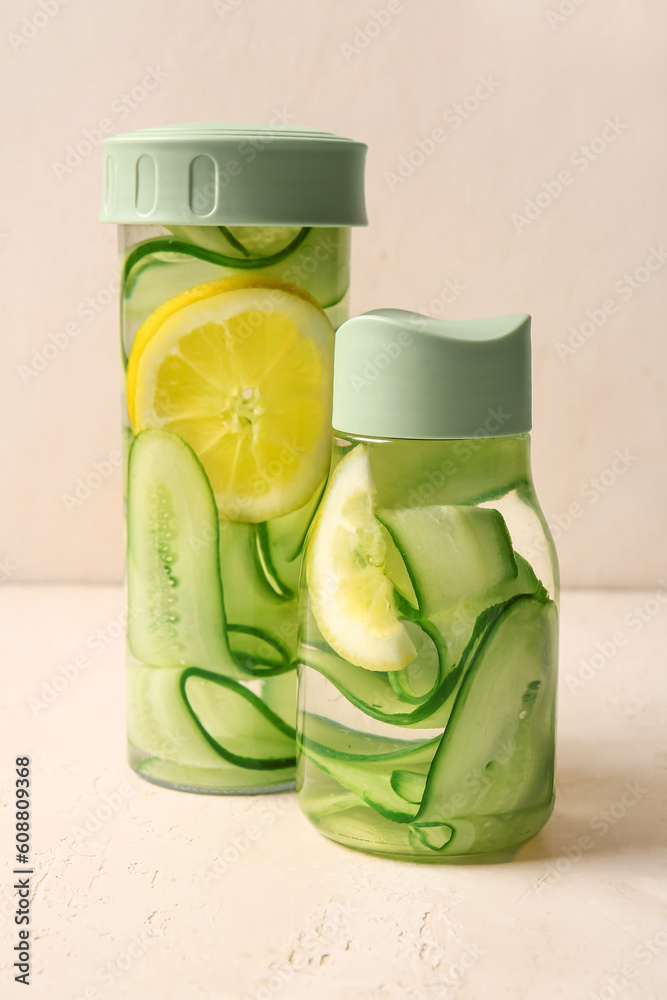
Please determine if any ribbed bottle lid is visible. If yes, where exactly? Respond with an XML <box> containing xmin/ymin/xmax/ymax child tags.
<box><xmin>100</xmin><ymin>122</ymin><xmax>367</xmax><ymax>226</ymax></box>
<box><xmin>332</xmin><ymin>310</ymin><xmax>532</xmax><ymax>440</ymax></box>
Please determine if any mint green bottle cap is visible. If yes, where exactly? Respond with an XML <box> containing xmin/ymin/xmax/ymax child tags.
<box><xmin>332</xmin><ymin>310</ymin><xmax>532</xmax><ymax>440</ymax></box>
<box><xmin>100</xmin><ymin>122</ymin><xmax>367</xmax><ymax>226</ymax></box>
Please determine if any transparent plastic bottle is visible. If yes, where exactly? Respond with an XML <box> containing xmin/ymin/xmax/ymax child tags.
<box><xmin>101</xmin><ymin>124</ymin><xmax>367</xmax><ymax>793</ymax></box>
<box><xmin>296</xmin><ymin>311</ymin><xmax>559</xmax><ymax>860</ymax></box>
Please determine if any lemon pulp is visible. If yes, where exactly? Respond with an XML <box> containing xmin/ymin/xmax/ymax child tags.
<box><xmin>307</xmin><ymin>445</ymin><xmax>417</xmax><ymax>672</ymax></box>
<box><xmin>126</xmin><ymin>276</ymin><xmax>334</xmax><ymax>522</ymax></box>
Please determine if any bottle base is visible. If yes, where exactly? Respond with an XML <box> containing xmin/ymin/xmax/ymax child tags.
<box><xmin>313</xmin><ymin>826</ymin><xmax>528</xmax><ymax>865</ymax></box>
<box><xmin>129</xmin><ymin>745</ymin><xmax>295</xmax><ymax>796</ymax></box>
<box><xmin>300</xmin><ymin>798</ymin><xmax>554</xmax><ymax>863</ymax></box>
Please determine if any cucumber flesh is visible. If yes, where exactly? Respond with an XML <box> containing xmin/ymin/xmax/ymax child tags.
<box><xmin>390</xmin><ymin>769</ymin><xmax>428</xmax><ymax>804</ymax></box>
<box><xmin>377</xmin><ymin>505</ymin><xmax>518</xmax><ymax>618</ymax></box>
<box><xmin>218</xmin><ymin>520</ymin><xmax>300</xmax><ymax>672</ymax></box>
<box><xmin>413</xmin><ymin>595</ymin><xmax>557</xmax><ymax>846</ymax></box>
<box><xmin>298</xmin><ymin>715</ymin><xmax>440</xmax><ymax>822</ymax></box>
<box><xmin>127</xmin><ymin>663</ymin><xmax>228</xmax><ymax>769</ymax></box>
<box><xmin>181</xmin><ymin>668</ymin><xmax>296</xmax><ymax>770</ymax></box>
<box><xmin>127</xmin><ymin>429</ymin><xmax>238</xmax><ymax>676</ymax></box>
<box><xmin>299</xmin><ymin>598</ymin><xmax>516</xmax><ymax>729</ymax></box>
<box><xmin>368</xmin><ymin>435</ymin><xmax>529</xmax><ymax>509</ymax></box>
<box><xmin>266</xmin><ymin>478</ymin><xmax>325</xmax><ymax>582</ymax></box>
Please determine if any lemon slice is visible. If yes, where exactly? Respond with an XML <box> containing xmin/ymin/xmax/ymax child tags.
<box><xmin>307</xmin><ymin>445</ymin><xmax>417</xmax><ymax>672</ymax></box>
<box><xmin>126</xmin><ymin>276</ymin><xmax>333</xmax><ymax>522</ymax></box>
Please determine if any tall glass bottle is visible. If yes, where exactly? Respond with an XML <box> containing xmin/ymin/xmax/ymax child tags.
<box><xmin>296</xmin><ymin>311</ymin><xmax>559</xmax><ymax>860</ymax></box>
<box><xmin>101</xmin><ymin>124</ymin><xmax>367</xmax><ymax>793</ymax></box>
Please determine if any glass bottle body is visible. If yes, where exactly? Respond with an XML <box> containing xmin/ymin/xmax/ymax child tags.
<box><xmin>121</xmin><ymin>223</ymin><xmax>350</xmax><ymax>793</ymax></box>
<box><xmin>296</xmin><ymin>432</ymin><xmax>558</xmax><ymax>859</ymax></box>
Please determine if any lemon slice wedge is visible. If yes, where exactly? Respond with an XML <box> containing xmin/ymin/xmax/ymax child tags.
<box><xmin>307</xmin><ymin>445</ymin><xmax>417</xmax><ymax>672</ymax></box>
<box><xmin>126</xmin><ymin>276</ymin><xmax>333</xmax><ymax>522</ymax></box>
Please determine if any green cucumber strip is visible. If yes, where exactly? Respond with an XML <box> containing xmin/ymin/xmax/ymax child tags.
<box><xmin>408</xmin><ymin>823</ymin><xmax>453</xmax><ymax>851</ymax></box>
<box><xmin>267</xmin><ymin>478</ymin><xmax>326</xmax><ymax>564</ymax></box>
<box><xmin>379</xmin><ymin>523</ymin><xmax>418</xmax><ymax>609</ymax></box>
<box><xmin>127</xmin><ymin>663</ymin><xmax>229</xmax><ymax>769</ymax></box>
<box><xmin>377</xmin><ymin>505</ymin><xmax>518</xmax><ymax>619</ymax></box>
<box><xmin>218</xmin><ymin>521</ymin><xmax>298</xmax><ymax>647</ymax></box>
<box><xmin>299</xmin><ymin>713</ymin><xmax>441</xmax><ymax>763</ymax></box>
<box><xmin>368</xmin><ymin>435</ymin><xmax>530</xmax><ymax>509</ymax></box>
<box><xmin>298</xmin><ymin>716</ymin><xmax>440</xmax><ymax>822</ymax></box>
<box><xmin>180</xmin><ymin>667</ymin><xmax>296</xmax><ymax>771</ymax></box>
<box><xmin>127</xmin><ymin>429</ymin><xmax>240</xmax><ymax>676</ymax></box>
<box><xmin>415</xmin><ymin>595</ymin><xmax>558</xmax><ymax>833</ymax></box>
<box><xmin>217</xmin><ymin>226</ymin><xmax>251</xmax><ymax>257</ymax></box>
<box><xmin>250</xmin><ymin>484</ymin><xmax>326</xmax><ymax>603</ymax></box>
<box><xmin>387</xmin><ymin>620</ymin><xmax>441</xmax><ymax>704</ymax></box>
<box><xmin>252</xmin><ymin>523</ymin><xmax>294</xmax><ymax>600</ymax></box>
<box><xmin>299</xmin><ymin>598</ymin><xmax>519</xmax><ymax>729</ymax></box>
<box><xmin>390</xmin><ymin>769</ymin><xmax>428</xmax><ymax>804</ymax></box>
<box><xmin>123</xmin><ymin>228</ymin><xmax>312</xmax><ymax>293</ymax></box>
<box><xmin>226</xmin><ymin>624</ymin><xmax>294</xmax><ymax>677</ymax></box>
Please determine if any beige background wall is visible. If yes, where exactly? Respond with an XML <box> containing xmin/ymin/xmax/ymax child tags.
<box><xmin>2</xmin><ymin>0</ymin><xmax>665</xmax><ymax>586</ymax></box>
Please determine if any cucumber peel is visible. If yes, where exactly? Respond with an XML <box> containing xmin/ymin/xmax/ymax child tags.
<box><xmin>127</xmin><ymin>429</ymin><xmax>239</xmax><ymax>676</ymax></box>
<box><xmin>413</xmin><ymin>594</ymin><xmax>557</xmax><ymax>848</ymax></box>
<box><xmin>180</xmin><ymin>667</ymin><xmax>296</xmax><ymax>771</ymax></box>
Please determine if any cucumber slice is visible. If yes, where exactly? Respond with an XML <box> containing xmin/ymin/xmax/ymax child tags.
<box><xmin>298</xmin><ymin>714</ymin><xmax>440</xmax><ymax>822</ymax></box>
<box><xmin>127</xmin><ymin>429</ymin><xmax>238</xmax><ymax>675</ymax></box>
<box><xmin>368</xmin><ymin>435</ymin><xmax>529</xmax><ymax>509</ymax></box>
<box><xmin>412</xmin><ymin>595</ymin><xmax>557</xmax><ymax>850</ymax></box>
<box><xmin>390</xmin><ymin>769</ymin><xmax>428</xmax><ymax>804</ymax></box>
<box><xmin>252</xmin><ymin>523</ymin><xmax>295</xmax><ymax>600</ymax></box>
<box><xmin>181</xmin><ymin>668</ymin><xmax>296</xmax><ymax>770</ymax></box>
<box><xmin>299</xmin><ymin>598</ymin><xmax>513</xmax><ymax>729</ymax></box>
<box><xmin>387</xmin><ymin>620</ymin><xmax>440</xmax><ymax>704</ymax></box>
<box><xmin>265</xmin><ymin>478</ymin><xmax>326</xmax><ymax>586</ymax></box>
<box><xmin>379</xmin><ymin>522</ymin><xmax>418</xmax><ymax>609</ymax></box>
<box><xmin>218</xmin><ymin>520</ymin><xmax>300</xmax><ymax>672</ymax></box>
<box><xmin>377</xmin><ymin>505</ymin><xmax>518</xmax><ymax>618</ymax></box>
<box><xmin>252</xmin><ymin>477</ymin><xmax>325</xmax><ymax>601</ymax></box>
<box><xmin>127</xmin><ymin>662</ymin><xmax>228</xmax><ymax>769</ymax></box>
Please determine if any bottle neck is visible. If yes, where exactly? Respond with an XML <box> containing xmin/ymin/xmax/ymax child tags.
<box><xmin>336</xmin><ymin>433</ymin><xmax>532</xmax><ymax>508</ymax></box>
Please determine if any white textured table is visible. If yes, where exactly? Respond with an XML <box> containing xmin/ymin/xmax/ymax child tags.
<box><xmin>1</xmin><ymin>586</ymin><xmax>666</xmax><ymax>1000</ymax></box>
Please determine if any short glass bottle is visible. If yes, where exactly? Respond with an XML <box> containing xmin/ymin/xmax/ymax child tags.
<box><xmin>296</xmin><ymin>311</ymin><xmax>559</xmax><ymax>860</ymax></box>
